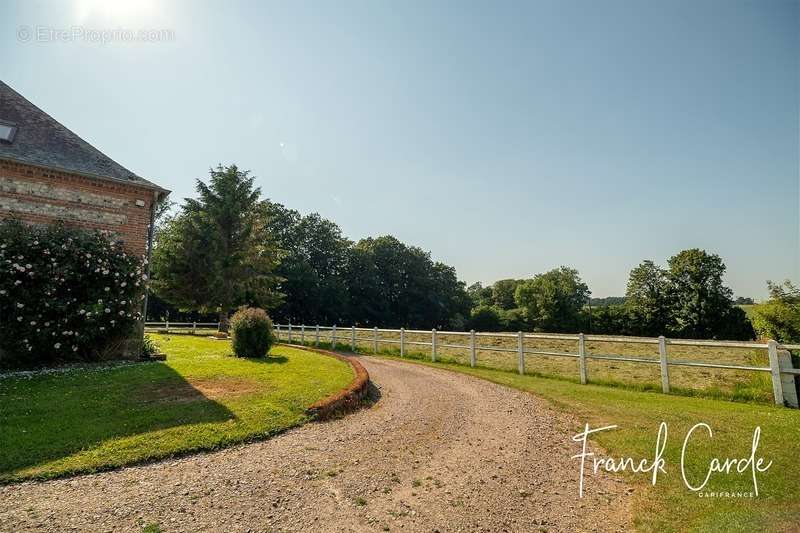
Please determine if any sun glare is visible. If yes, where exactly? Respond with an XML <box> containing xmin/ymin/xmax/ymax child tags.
<box><xmin>74</xmin><ymin>0</ymin><xmax>160</xmax><ymax>24</ymax></box>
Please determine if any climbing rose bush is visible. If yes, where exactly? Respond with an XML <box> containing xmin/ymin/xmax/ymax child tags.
<box><xmin>0</xmin><ymin>220</ymin><xmax>147</xmax><ymax>369</ymax></box>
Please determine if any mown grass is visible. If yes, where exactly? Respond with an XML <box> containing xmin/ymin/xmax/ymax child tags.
<box><xmin>371</xmin><ymin>354</ymin><xmax>800</xmax><ymax>532</ymax></box>
<box><xmin>0</xmin><ymin>335</ymin><xmax>354</xmax><ymax>483</ymax></box>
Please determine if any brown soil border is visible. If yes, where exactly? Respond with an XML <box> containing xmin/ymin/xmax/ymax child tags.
<box><xmin>277</xmin><ymin>343</ymin><xmax>371</xmax><ymax>420</ymax></box>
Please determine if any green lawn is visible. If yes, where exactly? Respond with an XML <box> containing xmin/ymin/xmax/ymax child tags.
<box><xmin>0</xmin><ymin>335</ymin><xmax>354</xmax><ymax>483</ymax></box>
<box><xmin>381</xmin><ymin>355</ymin><xmax>800</xmax><ymax>532</ymax></box>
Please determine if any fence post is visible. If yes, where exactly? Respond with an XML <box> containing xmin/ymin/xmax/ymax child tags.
<box><xmin>165</xmin><ymin>319</ymin><xmax>170</xmax><ymax>333</ymax></box>
<box><xmin>578</xmin><ymin>333</ymin><xmax>587</xmax><ymax>385</ymax></box>
<box><xmin>315</xmin><ymin>325</ymin><xmax>320</xmax><ymax>347</ymax></box>
<box><xmin>517</xmin><ymin>331</ymin><xmax>525</xmax><ymax>375</ymax></box>
<box><xmin>301</xmin><ymin>324</ymin><xmax>305</xmax><ymax>345</ymax></box>
<box><xmin>400</xmin><ymin>327</ymin><xmax>405</xmax><ymax>357</ymax></box>
<box><xmin>351</xmin><ymin>326</ymin><xmax>356</xmax><ymax>352</ymax></box>
<box><xmin>768</xmin><ymin>340</ymin><xmax>785</xmax><ymax>406</ymax></box>
<box><xmin>332</xmin><ymin>325</ymin><xmax>337</xmax><ymax>351</ymax></box>
<box><xmin>470</xmin><ymin>329</ymin><xmax>476</xmax><ymax>367</ymax></box>
<box><xmin>431</xmin><ymin>328</ymin><xmax>437</xmax><ymax>362</ymax></box>
<box><xmin>373</xmin><ymin>327</ymin><xmax>378</xmax><ymax>354</ymax></box>
<box><xmin>192</xmin><ymin>321</ymin><xmax>196</xmax><ymax>335</ymax></box>
<box><xmin>288</xmin><ymin>323</ymin><xmax>293</xmax><ymax>344</ymax></box>
<box><xmin>658</xmin><ymin>336</ymin><xmax>670</xmax><ymax>393</ymax></box>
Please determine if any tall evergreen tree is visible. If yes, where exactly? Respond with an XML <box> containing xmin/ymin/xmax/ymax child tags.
<box><xmin>151</xmin><ymin>165</ymin><xmax>280</xmax><ymax>331</ymax></box>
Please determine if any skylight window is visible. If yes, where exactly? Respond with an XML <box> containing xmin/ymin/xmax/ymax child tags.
<box><xmin>0</xmin><ymin>120</ymin><xmax>18</xmax><ymax>143</ymax></box>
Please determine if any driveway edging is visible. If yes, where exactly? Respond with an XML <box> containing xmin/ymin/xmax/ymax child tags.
<box><xmin>277</xmin><ymin>343</ymin><xmax>371</xmax><ymax>419</ymax></box>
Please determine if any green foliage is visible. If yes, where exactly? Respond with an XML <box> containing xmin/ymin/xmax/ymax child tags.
<box><xmin>588</xmin><ymin>296</ymin><xmax>627</xmax><ymax>306</ymax></box>
<box><xmin>466</xmin><ymin>305</ymin><xmax>503</xmax><ymax>331</ymax></box>
<box><xmin>490</xmin><ymin>279</ymin><xmax>520</xmax><ymax>310</ymax></box>
<box><xmin>585</xmin><ymin>304</ymin><xmax>635</xmax><ymax>335</ymax></box>
<box><xmin>140</xmin><ymin>335</ymin><xmax>161</xmax><ymax>358</ymax></box>
<box><xmin>0</xmin><ymin>220</ymin><xmax>146</xmax><ymax>369</ymax></box>
<box><xmin>230</xmin><ymin>307</ymin><xmax>275</xmax><ymax>357</ymax></box>
<box><xmin>667</xmin><ymin>249</ymin><xmax>736</xmax><ymax>338</ymax></box>
<box><xmin>466</xmin><ymin>282</ymin><xmax>494</xmax><ymax>308</ymax></box>
<box><xmin>345</xmin><ymin>236</ymin><xmax>471</xmax><ymax>328</ymax></box>
<box><xmin>263</xmin><ymin>201</ymin><xmax>350</xmax><ymax>325</ymax></box>
<box><xmin>624</xmin><ymin>259</ymin><xmax>671</xmax><ymax>336</ymax></box>
<box><xmin>514</xmin><ymin>267</ymin><xmax>590</xmax><ymax>332</ymax></box>
<box><xmin>498</xmin><ymin>307</ymin><xmax>528</xmax><ymax>331</ymax></box>
<box><xmin>151</xmin><ymin>165</ymin><xmax>281</xmax><ymax>329</ymax></box>
<box><xmin>617</xmin><ymin>250</ymin><xmax>753</xmax><ymax>340</ymax></box>
<box><xmin>751</xmin><ymin>280</ymin><xmax>800</xmax><ymax>343</ymax></box>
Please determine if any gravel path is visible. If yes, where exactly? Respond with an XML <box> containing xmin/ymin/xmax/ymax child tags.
<box><xmin>0</xmin><ymin>357</ymin><xmax>632</xmax><ymax>532</ymax></box>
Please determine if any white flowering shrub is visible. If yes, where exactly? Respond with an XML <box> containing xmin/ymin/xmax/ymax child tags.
<box><xmin>0</xmin><ymin>220</ymin><xmax>147</xmax><ymax>369</ymax></box>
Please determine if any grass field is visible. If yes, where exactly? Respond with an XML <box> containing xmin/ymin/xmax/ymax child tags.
<box><xmin>0</xmin><ymin>335</ymin><xmax>354</xmax><ymax>483</ymax></box>
<box><xmin>376</xmin><ymin>355</ymin><xmax>800</xmax><ymax>532</ymax></box>
<box><xmin>281</xmin><ymin>328</ymin><xmax>778</xmax><ymax>403</ymax></box>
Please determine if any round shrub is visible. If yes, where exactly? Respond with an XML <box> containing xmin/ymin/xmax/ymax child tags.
<box><xmin>0</xmin><ymin>220</ymin><xmax>147</xmax><ymax>369</ymax></box>
<box><xmin>230</xmin><ymin>307</ymin><xmax>274</xmax><ymax>358</ymax></box>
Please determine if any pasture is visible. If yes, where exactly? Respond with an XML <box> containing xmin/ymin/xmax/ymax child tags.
<box><xmin>280</xmin><ymin>327</ymin><xmax>779</xmax><ymax>403</ymax></box>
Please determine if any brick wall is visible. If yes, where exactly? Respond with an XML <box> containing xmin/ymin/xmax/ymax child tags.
<box><xmin>0</xmin><ymin>159</ymin><xmax>156</xmax><ymax>256</ymax></box>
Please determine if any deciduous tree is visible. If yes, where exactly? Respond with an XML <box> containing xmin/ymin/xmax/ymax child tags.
<box><xmin>514</xmin><ymin>267</ymin><xmax>590</xmax><ymax>332</ymax></box>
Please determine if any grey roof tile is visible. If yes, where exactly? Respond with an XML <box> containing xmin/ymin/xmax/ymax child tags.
<box><xmin>0</xmin><ymin>80</ymin><xmax>166</xmax><ymax>192</ymax></box>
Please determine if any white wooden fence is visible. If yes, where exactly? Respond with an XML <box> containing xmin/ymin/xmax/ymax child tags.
<box><xmin>144</xmin><ymin>320</ymin><xmax>800</xmax><ymax>407</ymax></box>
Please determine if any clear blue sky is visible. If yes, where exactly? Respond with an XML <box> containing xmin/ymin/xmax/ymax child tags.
<box><xmin>3</xmin><ymin>0</ymin><xmax>798</xmax><ymax>298</ymax></box>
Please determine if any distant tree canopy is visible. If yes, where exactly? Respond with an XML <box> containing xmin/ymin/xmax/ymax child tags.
<box><xmin>150</xmin><ymin>170</ymin><xmax>757</xmax><ymax>340</ymax></box>
<box><xmin>491</xmin><ymin>279</ymin><xmax>521</xmax><ymax>310</ymax></box>
<box><xmin>616</xmin><ymin>250</ymin><xmax>753</xmax><ymax>339</ymax></box>
<box><xmin>262</xmin><ymin>201</ymin><xmax>350</xmax><ymax>325</ymax></box>
<box><xmin>751</xmin><ymin>280</ymin><xmax>800</xmax><ymax>344</ymax></box>
<box><xmin>467</xmin><ymin>282</ymin><xmax>494</xmax><ymax>308</ymax></box>
<box><xmin>151</xmin><ymin>168</ymin><xmax>471</xmax><ymax>330</ymax></box>
<box><xmin>624</xmin><ymin>260</ymin><xmax>671</xmax><ymax>336</ymax></box>
<box><xmin>472</xmin><ymin>251</ymin><xmax>755</xmax><ymax>340</ymax></box>
<box><xmin>589</xmin><ymin>296</ymin><xmax>627</xmax><ymax>307</ymax></box>
<box><xmin>514</xmin><ymin>267</ymin><xmax>590</xmax><ymax>333</ymax></box>
<box><xmin>345</xmin><ymin>236</ymin><xmax>471</xmax><ymax>329</ymax></box>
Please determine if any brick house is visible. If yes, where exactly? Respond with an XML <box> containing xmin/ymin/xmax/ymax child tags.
<box><xmin>0</xmin><ymin>80</ymin><xmax>169</xmax><ymax>356</ymax></box>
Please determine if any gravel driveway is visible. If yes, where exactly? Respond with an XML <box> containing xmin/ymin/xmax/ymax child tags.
<box><xmin>0</xmin><ymin>357</ymin><xmax>632</xmax><ymax>532</ymax></box>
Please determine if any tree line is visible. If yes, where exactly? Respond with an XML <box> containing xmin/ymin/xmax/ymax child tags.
<box><xmin>151</xmin><ymin>165</ymin><xmax>796</xmax><ymax>342</ymax></box>
<box><xmin>467</xmin><ymin>253</ymin><xmax>753</xmax><ymax>340</ymax></box>
<box><xmin>151</xmin><ymin>165</ymin><xmax>470</xmax><ymax>330</ymax></box>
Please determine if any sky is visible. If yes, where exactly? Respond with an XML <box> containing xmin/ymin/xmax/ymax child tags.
<box><xmin>2</xmin><ymin>0</ymin><xmax>798</xmax><ymax>299</ymax></box>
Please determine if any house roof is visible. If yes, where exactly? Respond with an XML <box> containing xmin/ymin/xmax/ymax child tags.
<box><xmin>0</xmin><ymin>80</ymin><xmax>167</xmax><ymax>194</ymax></box>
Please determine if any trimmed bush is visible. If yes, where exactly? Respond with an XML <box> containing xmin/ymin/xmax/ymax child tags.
<box><xmin>230</xmin><ymin>307</ymin><xmax>274</xmax><ymax>358</ymax></box>
<box><xmin>0</xmin><ymin>220</ymin><xmax>147</xmax><ymax>369</ymax></box>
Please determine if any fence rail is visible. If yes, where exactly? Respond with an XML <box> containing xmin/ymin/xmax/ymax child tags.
<box><xmin>143</xmin><ymin>320</ymin><xmax>799</xmax><ymax>407</ymax></box>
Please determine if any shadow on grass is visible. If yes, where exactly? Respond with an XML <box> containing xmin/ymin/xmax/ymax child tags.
<box><xmin>256</xmin><ymin>355</ymin><xmax>288</xmax><ymax>364</ymax></box>
<box><xmin>0</xmin><ymin>362</ymin><xmax>235</xmax><ymax>480</ymax></box>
